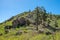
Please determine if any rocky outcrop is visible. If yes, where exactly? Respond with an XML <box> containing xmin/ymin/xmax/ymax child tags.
<box><xmin>12</xmin><ymin>17</ymin><xmax>31</xmax><ymax>28</ymax></box>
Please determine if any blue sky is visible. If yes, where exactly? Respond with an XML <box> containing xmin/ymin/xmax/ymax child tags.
<box><xmin>0</xmin><ymin>0</ymin><xmax>60</xmax><ymax>23</ymax></box>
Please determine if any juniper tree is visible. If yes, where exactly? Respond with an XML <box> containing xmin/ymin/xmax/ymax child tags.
<box><xmin>35</xmin><ymin>7</ymin><xmax>40</xmax><ymax>30</ymax></box>
<box><xmin>33</xmin><ymin>6</ymin><xmax>47</xmax><ymax>30</ymax></box>
<box><xmin>40</xmin><ymin>7</ymin><xmax>47</xmax><ymax>28</ymax></box>
<box><xmin>54</xmin><ymin>20</ymin><xmax>58</xmax><ymax>27</ymax></box>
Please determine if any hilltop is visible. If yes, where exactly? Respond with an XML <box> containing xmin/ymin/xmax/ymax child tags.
<box><xmin>0</xmin><ymin>6</ymin><xmax>60</xmax><ymax>40</ymax></box>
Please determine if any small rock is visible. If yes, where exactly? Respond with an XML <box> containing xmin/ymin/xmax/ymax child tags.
<box><xmin>5</xmin><ymin>29</ymin><xmax>9</xmax><ymax>34</ymax></box>
<box><xmin>0</xmin><ymin>33</ymin><xmax>2</xmax><ymax>36</ymax></box>
<box><xmin>15</xmin><ymin>30</ymin><xmax>23</xmax><ymax>35</ymax></box>
<box><xmin>45</xmin><ymin>32</ymin><xmax>52</xmax><ymax>35</ymax></box>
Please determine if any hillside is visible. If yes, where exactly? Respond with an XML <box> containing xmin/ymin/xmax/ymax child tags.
<box><xmin>0</xmin><ymin>7</ymin><xmax>60</xmax><ymax>40</ymax></box>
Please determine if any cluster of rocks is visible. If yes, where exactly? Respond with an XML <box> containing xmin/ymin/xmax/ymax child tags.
<box><xmin>15</xmin><ymin>30</ymin><xmax>28</xmax><ymax>36</ymax></box>
<box><xmin>12</xmin><ymin>17</ymin><xmax>30</xmax><ymax>28</ymax></box>
<box><xmin>4</xmin><ymin>17</ymin><xmax>31</xmax><ymax>34</ymax></box>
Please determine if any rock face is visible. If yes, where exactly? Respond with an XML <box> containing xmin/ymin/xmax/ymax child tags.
<box><xmin>12</xmin><ymin>19</ymin><xmax>20</xmax><ymax>28</ymax></box>
<box><xmin>18</xmin><ymin>17</ymin><xmax>26</xmax><ymax>26</ymax></box>
<box><xmin>12</xmin><ymin>17</ymin><xmax>31</xmax><ymax>28</ymax></box>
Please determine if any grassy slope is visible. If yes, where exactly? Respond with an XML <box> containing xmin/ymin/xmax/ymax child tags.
<box><xmin>0</xmin><ymin>12</ymin><xmax>60</xmax><ymax>40</ymax></box>
<box><xmin>0</xmin><ymin>30</ymin><xmax>60</xmax><ymax>40</ymax></box>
